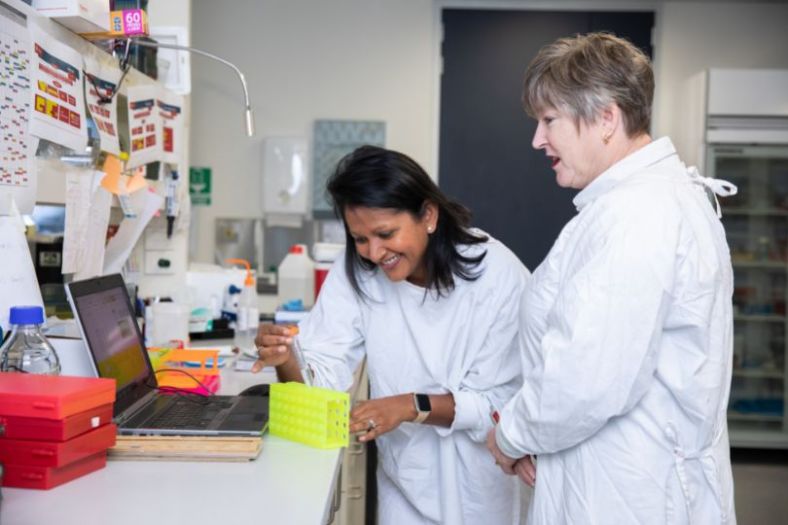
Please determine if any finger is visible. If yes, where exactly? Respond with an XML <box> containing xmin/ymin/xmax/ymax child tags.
<box><xmin>258</xmin><ymin>334</ymin><xmax>293</xmax><ymax>347</ymax></box>
<box><xmin>255</xmin><ymin>323</ymin><xmax>292</xmax><ymax>342</ymax></box>
<box><xmin>515</xmin><ymin>461</ymin><xmax>535</xmax><ymax>487</ymax></box>
<box><xmin>516</xmin><ymin>467</ymin><xmax>535</xmax><ymax>487</ymax></box>
<box><xmin>349</xmin><ymin>420</ymin><xmax>372</xmax><ymax>434</ymax></box>
<box><xmin>349</xmin><ymin>413</ymin><xmax>378</xmax><ymax>434</ymax></box>
<box><xmin>350</xmin><ymin>403</ymin><xmax>371</xmax><ymax>421</ymax></box>
<box><xmin>250</xmin><ymin>347</ymin><xmax>290</xmax><ymax>372</ymax></box>
<box><xmin>251</xmin><ymin>359</ymin><xmax>267</xmax><ymax>373</ymax></box>
<box><xmin>358</xmin><ymin>425</ymin><xmax>381</xmax><ymax>442</ymax></box>
<box><xmin>523</xmin><ymin>456</ymin><xmax>536</xmax><ymax>478</ymax></box>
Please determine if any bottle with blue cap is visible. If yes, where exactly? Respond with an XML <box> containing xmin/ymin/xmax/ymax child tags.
<box><xmin>0</xmin><ymin>306</ymin><xmax>61</xmax><ymax>375</ymax></box>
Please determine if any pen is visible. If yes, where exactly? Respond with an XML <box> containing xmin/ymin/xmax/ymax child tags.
<box><xmin>288</xmin><ymin>326</ymin><xmax>313</xmax><ymax>386</ymax></box>
<box><xmin>165</xmin><ymin>170</ymin><xmax>179</xmax><ymax>238</ymax></box>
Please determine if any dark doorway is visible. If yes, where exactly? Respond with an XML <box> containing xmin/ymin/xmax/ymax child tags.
<box><xmin>438</xmin><ymin>9</ymin><xmax>654</xmax><ymax>270</ymax></box>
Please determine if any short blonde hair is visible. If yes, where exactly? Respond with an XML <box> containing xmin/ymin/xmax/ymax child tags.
<box><xmin>522</xmin><ymin>32</ymin><xmax>654</xmax><ymax>137</ymax></box>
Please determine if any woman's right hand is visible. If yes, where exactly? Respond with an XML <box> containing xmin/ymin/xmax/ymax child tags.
<box><xmin>251</xmin><ymin>323</ymin><xmax>294</xmax><ymax>372</ymax></box>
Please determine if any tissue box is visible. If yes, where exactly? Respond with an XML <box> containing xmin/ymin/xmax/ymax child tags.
<box><xmin>33</xmin><ymin>0</ymin><xmax>111</xmax><ymax>33</ymax></box>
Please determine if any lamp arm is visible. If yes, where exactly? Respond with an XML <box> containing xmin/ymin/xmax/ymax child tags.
<box><xmin>130</xmin><ymin>38</ymin><xmax>255</xmax><ymax>137</ymax></box>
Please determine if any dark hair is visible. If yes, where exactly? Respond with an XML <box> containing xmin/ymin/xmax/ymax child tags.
<box><xmin>327</xmin><ymin>145</ymin><xmax>488</xmax><ymax>299</ymax></box>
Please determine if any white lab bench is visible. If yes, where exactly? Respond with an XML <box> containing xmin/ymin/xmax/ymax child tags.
<box><xmin>0</xmin><ymin>353</ymin><xmax>350</xmax><ymax>525</ymax></box>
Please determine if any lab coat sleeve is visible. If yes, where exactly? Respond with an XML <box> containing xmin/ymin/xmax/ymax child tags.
<box><xmin>497</xmin><ymin>197</ymin><xmax>679</xmax><ymax>457</ymax></box>
<box><xmin>437</xmin><ymin>253</ymin><xmax>530</xmax><ymax>443</ymax></box>
<box><xmin>297</xmin><ymin>256</ymin><xmax>366</xmax><ymax>392</ymax></box>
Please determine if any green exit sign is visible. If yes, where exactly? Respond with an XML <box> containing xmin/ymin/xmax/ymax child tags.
<box><xmin>189</xmin><ymin>167</ymin><xmax>212</xmax><ymax>206</ymax></box>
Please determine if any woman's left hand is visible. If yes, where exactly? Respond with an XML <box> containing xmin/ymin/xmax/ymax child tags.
<box><xmin>350</xmin><ymin>394</ymin><xmax>415</xmax><ymax>442</ymax></box>
<box><xmin>486</xmin><ymin>427</ymin><xmax>518</xmax><ymax>475</ymax></box>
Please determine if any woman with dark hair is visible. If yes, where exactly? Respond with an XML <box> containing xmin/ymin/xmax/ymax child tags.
<box><xmin>254</xmin><ymin>145</ymin><xmax>530</xmax><ymax>524</ymax></box>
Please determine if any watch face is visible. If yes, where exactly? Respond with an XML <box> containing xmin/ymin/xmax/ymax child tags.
<box><xmin>415</xmin><ymin>393</ymin><xmax>431</xmax><ymax>412</ymax></box>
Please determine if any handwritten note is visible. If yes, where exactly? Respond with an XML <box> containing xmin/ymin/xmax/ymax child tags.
<box><xmin>0</xmin><ymin>209</ymin><xmax>43</xmax><ymax>333</ymax></box>
<box><xmin>62</xmin><ymin>169</ymin><xmax>112</xmax><ymax>279</ymax></box>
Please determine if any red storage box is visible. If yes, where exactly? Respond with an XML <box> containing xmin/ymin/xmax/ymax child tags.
<box><xmin>0</xmin><ymin>373</ymin><xmax>115</xmax><ymax>420</ymax></box>
<box><xmin>1</xmin><ymin>450</ymin><xmax>107</xmax><ymax>490</ymax></box>
<box><xmin>0</xmin><ymin>403</ymin><xmax>114</xmax><ymax>441</ymax></box>
<box><xmin>0</xmin><ymin>423</ymin><xmax>116</xmax><ymax>467</ymax></box>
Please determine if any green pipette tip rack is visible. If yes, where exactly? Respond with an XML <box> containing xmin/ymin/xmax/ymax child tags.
<box><xmin>270</xmin><ymin>382</ymin><xmax>350</xmax><ymax>449</ymax></box>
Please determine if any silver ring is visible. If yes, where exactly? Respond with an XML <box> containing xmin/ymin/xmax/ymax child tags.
<box><xmin>367</xmin><ymin>418</ymin><xmax>377</xmax><ymax>430</ymax></box>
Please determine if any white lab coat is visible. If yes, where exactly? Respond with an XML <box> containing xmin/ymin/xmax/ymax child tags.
<box><xmin>497</xmin><ymin>138</ymin><xmax>736</xmax><ymax>524</ymax></box>
<box><xmin>298</xmin><ymin>234</ymin><xmax>530</xmax><ymax>524</ymax></box>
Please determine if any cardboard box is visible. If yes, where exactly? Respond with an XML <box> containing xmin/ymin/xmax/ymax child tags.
<box><xmin>81</xmin><ymin>9</ymin><xmax>149</xmax><ymax>40</ymax></box>
<box><xmin>33</xmin><ymin>0</ymin><xmax>110</xmax><ymax>34</ymax></box>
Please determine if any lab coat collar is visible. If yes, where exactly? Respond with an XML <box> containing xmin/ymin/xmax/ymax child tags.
<box><xmin>572</xmin><ymin>137</ymin><xmax>678</xmax><ymax>212</ymax></box>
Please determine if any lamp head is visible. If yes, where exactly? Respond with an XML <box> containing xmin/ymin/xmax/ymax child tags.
<box><xmin>245</xmin><ymin>106</ymin><xmax>255</xmax><ymax>137</ymax></box>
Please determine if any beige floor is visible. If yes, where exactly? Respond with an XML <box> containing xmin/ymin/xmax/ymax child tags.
<box><xmin>732</xmin><ymin>449</ymin><xmax>788</xmax><ymax>525</ymax></box>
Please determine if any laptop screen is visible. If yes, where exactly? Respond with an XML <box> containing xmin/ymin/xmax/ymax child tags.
<box><xmin>67</xmin><ymin>274</ymin><xmax>154</xmax><ymax>416</ymax></box>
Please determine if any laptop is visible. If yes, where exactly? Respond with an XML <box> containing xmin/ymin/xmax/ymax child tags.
<box><xmin>65</xmin><ymin>274</ymin><xmax>268</xmax><ymax>437</ymax></box>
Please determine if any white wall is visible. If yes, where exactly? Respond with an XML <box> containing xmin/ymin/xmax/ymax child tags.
<box><xmin>190</xmin><ymin>0</ymin><xmax>788</xmax><ymax>263</ymax></box>
<box><xmin>653</xmin><ymin>1</ymin><xmax>788</xmax><ymax>165</ymax></box>
<box><xmin>190</xmin><ymin>0</ymin><xmax>435</xmax><ymax>263</ymax></box>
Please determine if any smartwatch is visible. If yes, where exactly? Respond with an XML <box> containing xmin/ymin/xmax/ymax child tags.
<box><xmin>412</xmin><ymin>393</ymin><xmax>431</xmax><ymax>424</ymax></box>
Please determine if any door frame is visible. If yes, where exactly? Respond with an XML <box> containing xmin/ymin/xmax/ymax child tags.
<box><xmin>430</xmin><ymin>0</ymin><xmax>664</xmax><ymax>181</ymax></box>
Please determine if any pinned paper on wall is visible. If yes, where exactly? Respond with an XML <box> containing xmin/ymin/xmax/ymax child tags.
<box><xmin>62</xmin><ymin>169</ymin><xmax>112</xmax><ymax>280</ymax></box>
<box><xmin>126</xmin><ymin>84</ymin><xmax>161</xmax><ymax>169</ymax></box>
<box><xmin>28</xmin><ymin>19</ymin><xmax>87</xmax><ymax>153</ymax></box>
<box><xmin>84</xmin><ymin>56</ymin><xmax>121</xmax><ymax>156</ymax></box>
<box><xmin>103</xmin><ymin>188</ymin><xmax>163</xmax><ymax>275</ymax></box>
<box><xmin>0</xmin><ymin>11</ymin><xmax>37</xmax><ymax>215</ymax></box>
<box><xmin>157</xmin><ymin>90</ymin><xmax>184</xmax><ymax>165</ymax></box>
<box><xmin>0</xmin><ymin>199</ymin><xmax>44</xmax><ymax>332</ymax></box>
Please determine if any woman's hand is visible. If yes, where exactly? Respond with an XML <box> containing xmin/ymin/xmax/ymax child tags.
<box><xmin>486</xmin><ymin>427</ymin><xmax>518</xmax><ymax>475</ymax></box>
<box><xmin>514</xmin><ymin>455</ymin><xmax>536</xmax><ymax>487</ymax></box>
<box><xmin>350</xmin><ymin>395</ymin><xmax>417</xmax><ymax>442</ymax></box>
<box><xmin>251</xmin><ymin>323</ymin><xmax>294</xmax><ymax>373</ymax></box>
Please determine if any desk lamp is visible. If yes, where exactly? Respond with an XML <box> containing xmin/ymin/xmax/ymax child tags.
<box><xmin>128</xmin><ymin>38</ymin><xmax>255</xmax><ymax>137</ymax></box>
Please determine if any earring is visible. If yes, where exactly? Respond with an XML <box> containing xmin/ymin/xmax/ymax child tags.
<box><xmin>603</xmin><ymin>134</ymin><xmax>611</xmax><ymax>145</ymax></box>
<box><xmin>427</xmin><ymin>226</ymin><xmax>434</xmax><ymax>233</ymax></box>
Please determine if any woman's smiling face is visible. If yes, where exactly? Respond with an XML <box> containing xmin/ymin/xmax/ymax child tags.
<box><xmin>344</xmin><ymin>204</ymin><xmax>437</xmax><ymax>287</ymax></box>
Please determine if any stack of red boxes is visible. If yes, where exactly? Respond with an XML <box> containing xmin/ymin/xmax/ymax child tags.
<box><xmin>0</xmin><ymin>372</ymin><xmax>116</xmax><ymax>490</ymax></box>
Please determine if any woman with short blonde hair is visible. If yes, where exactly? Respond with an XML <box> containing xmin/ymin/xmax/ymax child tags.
<box><xmin>488</xmin><ymin>32</ymin><xmax>737</xmax><ymax>524</ymax></box>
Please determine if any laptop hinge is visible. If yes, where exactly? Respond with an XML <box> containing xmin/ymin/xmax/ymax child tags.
<box><xmin>115</xmin><ymin>390</ymin><xmax>159</xmax><ymax>426</ymax></box>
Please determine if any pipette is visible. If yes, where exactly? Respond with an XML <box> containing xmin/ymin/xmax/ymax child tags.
<box><xmin>288</xmin><ymin>326</ymin><xmax>313</xmax><ymax>386</ymax></box>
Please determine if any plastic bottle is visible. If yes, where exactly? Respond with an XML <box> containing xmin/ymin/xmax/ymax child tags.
<box><xmin>312</xmin><ymin>242</ymin><xmax>345</xmax><ymax>299</ymax></box>
<box><xmin>277</xmin><ymin>244</ymin><xmax>315</xmax><ymax>308</ymax></box>
<box><xmin>226</xmin><ymin>259</ymin><xmax>260</xmax><ymax>358</ymax></box>
<box><xmin>0</xmin><ymin>306</ymin><xmax>61</xmax><ymax>375</ymax></box>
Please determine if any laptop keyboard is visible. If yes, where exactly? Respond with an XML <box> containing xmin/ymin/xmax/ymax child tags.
<box><xmin>146</xmin><ymin>397</ymin><xmax>234</xmax><ymax>429</ymax></box>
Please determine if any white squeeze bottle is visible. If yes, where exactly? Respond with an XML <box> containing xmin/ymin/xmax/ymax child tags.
<box><xmin>226</xmin><ymin>258</ymin><xmax>260</xmax><ymax>357</ymax></box>
<box><xmin>277</xmin><ymin>244</ymin><xmax>315</xmax><ymax>308</ymax></box>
